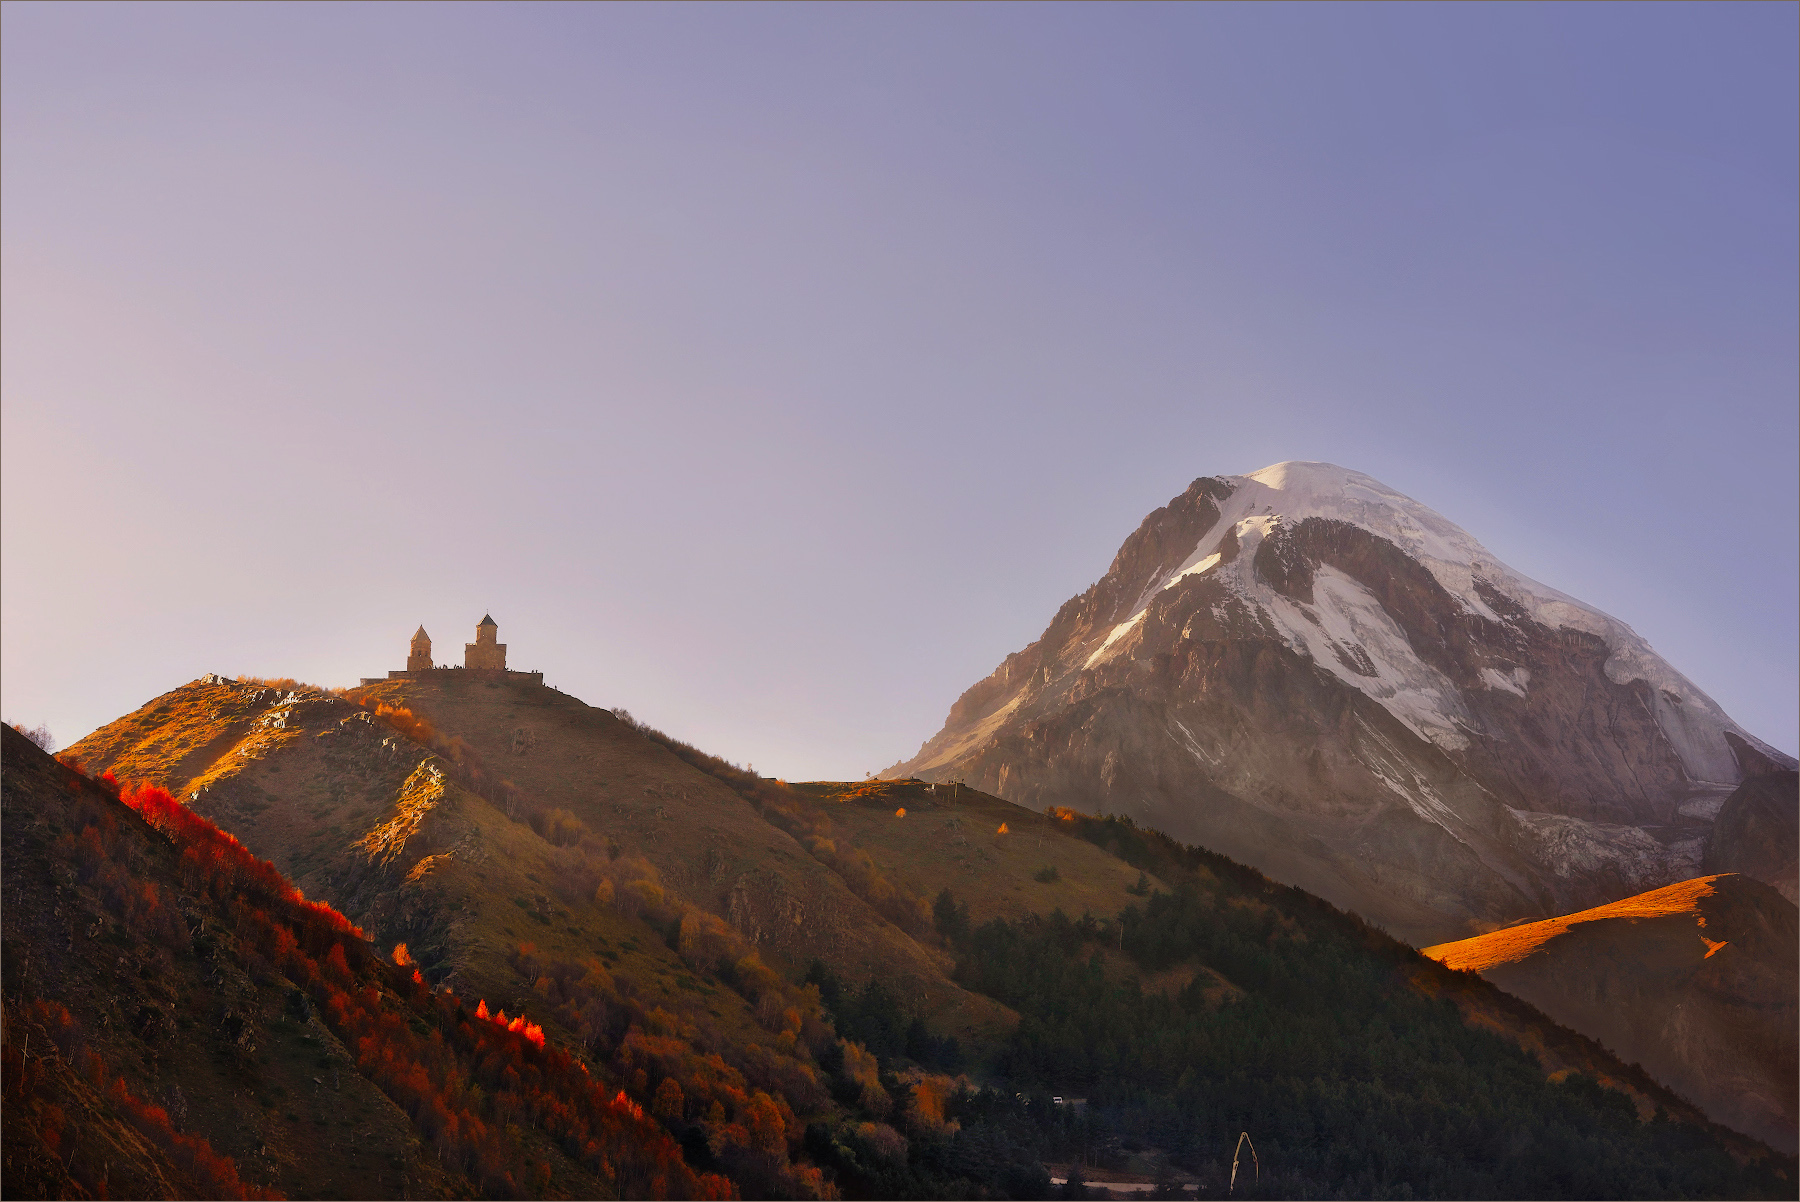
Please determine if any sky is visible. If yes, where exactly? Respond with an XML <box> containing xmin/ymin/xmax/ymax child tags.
<box><xmin>3</xmin><ymin>2</ymin><xmax>1795</xmax><ymax>776</ymax></box>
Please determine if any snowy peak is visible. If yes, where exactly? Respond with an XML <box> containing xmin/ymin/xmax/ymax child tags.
<box><xmin>1228</xmin><ymin>461</ymin><xmax>1572</xmax><ymax>619</ymax></box>
<box><xmin>890</xmin><ymin>462</ymin><xmax>1792</xmax><ymax>947</ymax></box>
<box><xmin>1092</xmin><ymin>462</ymin><xmax>1779</xmax><ymax>784</ymax></box>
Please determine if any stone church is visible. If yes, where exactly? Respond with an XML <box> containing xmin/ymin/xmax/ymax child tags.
<box><xmin>365</xmin><ymin>616</ymin><xmax>542</xmax><ymax>685</ymax></box>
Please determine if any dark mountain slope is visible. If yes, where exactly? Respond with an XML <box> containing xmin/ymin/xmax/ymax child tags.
<box><xmin>1703</xmin><ymin>770</ymin><xmax>1799</xmax><ymax>904</ymax></box>
<box><xmin>52</xmin><ymin>672</ymin><xmax>1799</xmax><ymax>1198</ymax></box>
<box><xmin>1425</xmin><ymin>874</ymin><xmax>1799</xmax><ymax>1154</ymax></box>
<box><xmin>922</xmin><ymin>808</ymin><xmax>1795</xmax><ymax>1198</ymax></box>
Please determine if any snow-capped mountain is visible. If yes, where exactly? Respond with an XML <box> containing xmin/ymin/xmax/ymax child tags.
<box><xmin>889</xmin><ymin>462</ymin><xmax>1795</xmax><ymax>945</ymax></box>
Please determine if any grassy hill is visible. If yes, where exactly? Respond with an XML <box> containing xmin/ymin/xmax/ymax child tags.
<box><xmin>44</xmin><ymin>671</ymin><xmax>1799</xmax><ymax>1198</ymax></box>
<box><xmin>66</xmin><ymin>673</ymin><xmax>1022</xmax><ymax>1044</ymax></box>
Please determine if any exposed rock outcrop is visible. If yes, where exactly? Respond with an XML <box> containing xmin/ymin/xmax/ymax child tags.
<box><xmin>1704</xmin><ymin>770</ymin><xmax>1799</xmax><ymax>904</ymax></box>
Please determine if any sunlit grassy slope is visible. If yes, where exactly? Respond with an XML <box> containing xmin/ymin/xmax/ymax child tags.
<box><xmin>71</xmin><ymin>675</ymin><xmax>1076</xmax><ymax>1047</ymax></box>
<box><xmin>1422</xmin><ymin>875</ymin><xmax>1729</xmax><ymax>972</ymax></box>
<box><xmin>788</xmin><ymin>779</ymin><xmax>1162</xmax><ymax>928</ymax></box>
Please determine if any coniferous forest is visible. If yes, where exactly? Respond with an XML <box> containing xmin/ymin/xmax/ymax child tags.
<box><xmin>774</xmin><ymin>808</ymin><xmax>1793</xmax><ymax>1199</ymax></box>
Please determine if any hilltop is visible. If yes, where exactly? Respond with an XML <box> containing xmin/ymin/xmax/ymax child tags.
<box><xmin>65</xmin><ymin>671</ymin><xmax>1042</xmax><ymax>1043</ymax></box>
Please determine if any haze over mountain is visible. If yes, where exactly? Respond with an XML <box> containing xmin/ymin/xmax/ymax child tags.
<box><xmin>891</xmin><ymin>462</ymin><xmax>1796</xmax><ymax>947</ymax></box>
<box><xmin>6</xmin><ymin>7</ymin><xmax>1797</xmax><ymax>1197</ymax></box>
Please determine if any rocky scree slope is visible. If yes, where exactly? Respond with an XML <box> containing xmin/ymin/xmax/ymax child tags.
<box><xmin>890</xmin><ymin>462</ymin><xmax>1794</xmax><ymax>946</ymax></box>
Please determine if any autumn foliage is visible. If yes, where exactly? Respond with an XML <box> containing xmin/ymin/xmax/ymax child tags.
<box><xmin>34</xmin><ymin>758</ymin><xmax>736</xmax><ymax>1200</ymax></box>
<box><xmin>506</xmin><ymin>944</ymin><xmax>835</xmax><ymax>1199</ymax></box>
<box><xmin>107</xmin><ymin>1068</ymin><xmax>283</xmax><ymax>1200</ymax></box>
<box><xmin>4</xmin><ymin>996</ymin><xmax>281</xmax><ymax>1200</ymax></box>
<box><xmin>235</xmin><ymin>676</ymin><xmax>334</xmax><ymax>695</ymax></box>
<box><xmin>366</xmin><ymin>701</ymin><xmax>439</xmax><ymax>747</ymax></box>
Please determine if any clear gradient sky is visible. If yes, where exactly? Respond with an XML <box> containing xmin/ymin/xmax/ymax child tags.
<box><xmin>4</xmin><ymin>2</ymin><xmax>1795</xmax><ymax>775</ymax></box>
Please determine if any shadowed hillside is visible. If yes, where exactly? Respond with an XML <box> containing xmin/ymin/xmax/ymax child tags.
<box><xmin>1703</xmin><ymin>769</ymin><xmax>1799</xmax><ymax>904</ymax></box>
<box><xmin>1425</xmin><ymin>874</ymin><xmax>1799</xmax><ymax>1154</ymax></box>
<box><xmin>1</xmin><ymin>724</ymin><xmax>725</xmax><ymax>1199</ymax></box>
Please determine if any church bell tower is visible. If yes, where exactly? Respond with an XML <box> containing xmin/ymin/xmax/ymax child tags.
<box><xmin>464</xmin><ymin>615</ymin><xmax>507</xmax><ymax>671</ymax></box>
<box><xmin>407</xmin><ymin>626</ymin><xmax>432</xmax><ymax>672</ymax></box>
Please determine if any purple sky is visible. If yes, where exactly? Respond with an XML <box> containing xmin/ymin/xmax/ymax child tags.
<box><xmin>4</xmin><ymin>2</ymin><xmax>1795</xmax><ymax>776</ymax></box>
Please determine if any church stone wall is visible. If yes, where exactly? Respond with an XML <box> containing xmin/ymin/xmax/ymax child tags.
<box><xmin>366</xmin><ymin>667</ymin><xmax>543</xmax><ymax>685</ymax></box>
<box><xmin>465</xmin><ymin>640</ymin><xmax>507</xmax><ymax>670</ymax></box>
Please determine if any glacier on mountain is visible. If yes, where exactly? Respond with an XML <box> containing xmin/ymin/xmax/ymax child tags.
<box><xmin>1080</xmin><ymin>461</ymin><xmax>1765</xmax><ymax>782</ymax></box>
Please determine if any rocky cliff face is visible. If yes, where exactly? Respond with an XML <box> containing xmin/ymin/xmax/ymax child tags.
<box><xmin>889</xmin><ymin>463</ymin><xmax>1794</xmax><ymax>945</ymax></box>
<box><xmin>1703</xmin><ymin>769</ymin><xmax>1799</xmax><ymax>904</ymax></box>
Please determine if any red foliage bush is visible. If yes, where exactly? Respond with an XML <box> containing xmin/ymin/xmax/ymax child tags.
<box><xmin>367</xmin><ymin>702</ymin><xmax>437</xmax><ymax>746</ymax></box>
<box><xmin>108</xmin><ymin>1071</ymin><xmax>284</xmax><ymax>1199</ymax></box>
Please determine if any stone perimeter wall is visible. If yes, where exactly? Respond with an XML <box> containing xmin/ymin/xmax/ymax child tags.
<box><xmin>359</xmin><ymin>669</ymin><xmax>545</xmax><ymax>686</ymax></box>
